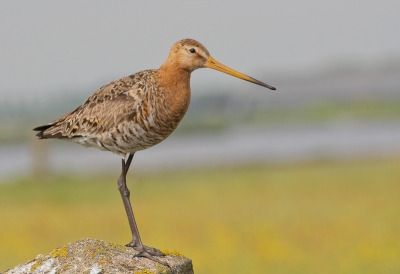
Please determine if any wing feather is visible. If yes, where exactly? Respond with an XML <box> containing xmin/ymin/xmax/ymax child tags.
<box><xmin>33</xmin><ymin>70</ymin><xmax>155</xmax><ymax>139</ymax></box>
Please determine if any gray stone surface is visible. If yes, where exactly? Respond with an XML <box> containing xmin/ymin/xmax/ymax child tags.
<box><xmin>3</xmin><ymin>238</ymin><xmax>194</xmax><ymax>274</ymax></box>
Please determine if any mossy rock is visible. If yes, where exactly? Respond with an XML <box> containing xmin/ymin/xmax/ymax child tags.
<box><xmin>3</xmin><ymin>238</ymin><xmax>193</xmax><ymax>274</ymax></box>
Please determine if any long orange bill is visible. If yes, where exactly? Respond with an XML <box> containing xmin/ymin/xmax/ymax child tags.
<box><xmin>204</xmin><ymin>56</ymin><xmax>276</xmax><ymax>90</ymax></box>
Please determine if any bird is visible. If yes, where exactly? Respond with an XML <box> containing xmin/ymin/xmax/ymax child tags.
<box><xmin>33</xmin><ymin>39</ymin><xmax>276</xmax><ymax>266</ymax></box>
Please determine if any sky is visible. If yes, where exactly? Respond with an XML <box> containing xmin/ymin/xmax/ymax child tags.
<box><xmin>1</xmin><ymin>0</ymin><xmax>399</xmax><ymax>100</ymax></box>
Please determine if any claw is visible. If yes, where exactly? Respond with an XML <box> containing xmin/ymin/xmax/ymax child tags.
<box><xmin>133</xmin><ymin>248</ymin><xmax>170</xmax><ymax>267</ymax></box>
<box><xmin>126</xmin><ymin>242</ymin><xmax>169</xmax><ymax>267</ymax></box>
<box><xmin>125</xmin><ymin>240</ymin><xmax>135</xmax><ymax>248</ymax></box>
<box><xmin>126</xmin><ymin>242</ymin><xmax>164</xmax><ymax>255</ymax></box>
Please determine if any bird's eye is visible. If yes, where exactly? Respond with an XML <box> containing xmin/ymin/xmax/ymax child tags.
<box><xmin>189</xmin><ymin>48</ymin><xmax>196</xmax><ymax>54</ymax></box>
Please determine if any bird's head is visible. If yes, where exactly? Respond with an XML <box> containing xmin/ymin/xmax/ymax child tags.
<box><xmin>162</xmin><ymin>38</ymin><xmax>276</xmax><ymax>90</ymax></box>
<box><xmin>164</xmin><ymin>39</ymin><xmax>210</xmax><ymax>71</ymax></box>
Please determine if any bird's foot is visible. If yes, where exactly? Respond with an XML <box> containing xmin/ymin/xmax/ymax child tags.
<box><xmin>125</xmin><ymin>241</ymin><xmax>164</xmax><ymax>256</ymax></box>
<box><xmin>125</xmin><ymin>241</ymin><xmax>169</xmax><ymax>267</ymax></box>
<box><xmin>133</xmin><ymin>248</ymin><xmax>170</xmax><ymax>267</ymax></box>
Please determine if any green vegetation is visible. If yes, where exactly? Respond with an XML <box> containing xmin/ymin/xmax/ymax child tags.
<box><xmin>173</xmin><ymin>98</ymin><xmax>400</xmax><ymax>133</ymax></box>
<box><xmin>249</xmin><ymin>98</ymin><xmax>400</xmax><ymax>124</ymax></box>
<box><xmin>1</xmin><ymin>157</ymin><xmax>400</xmax><ymax>273</ymax></box>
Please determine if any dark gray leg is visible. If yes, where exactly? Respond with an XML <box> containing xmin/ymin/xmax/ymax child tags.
<box><xmin>117</xmin><ymin>153</ymin><xmax>168</xmax><ymax>266</ymax></box>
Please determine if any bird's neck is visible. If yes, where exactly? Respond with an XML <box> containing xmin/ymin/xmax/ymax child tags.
<box><xmin>158</xmin><ymin>61</ymin><xmax>191</xmax><ymax>88</ymax></box>
<box><xmin>157</xmin><ymin>61</ymin><xmax>192</xmax><ymax>120</ymax></box>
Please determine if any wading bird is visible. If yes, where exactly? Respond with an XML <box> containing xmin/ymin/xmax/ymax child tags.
<box><xmin>34</xmin><ymin>39</ymin><xmax>276</xmax><ymax>266</ymax></box>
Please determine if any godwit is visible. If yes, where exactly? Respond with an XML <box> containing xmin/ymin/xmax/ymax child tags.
<box><xmin>33</xmin><ymin>39</ymin><xmax>276</xmax><ymax>266</ymax></box>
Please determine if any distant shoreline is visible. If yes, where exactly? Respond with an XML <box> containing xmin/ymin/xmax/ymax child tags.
<box><xmin>1</xmin><ymin>119</ymin><xmax>400</xmax><ymax>180</ymax></box>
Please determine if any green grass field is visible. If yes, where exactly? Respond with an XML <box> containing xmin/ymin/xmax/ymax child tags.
<box><xmin>1</xmin><ymin>157</ymin><xmax>400</xmax><ymax>273</ymax></box>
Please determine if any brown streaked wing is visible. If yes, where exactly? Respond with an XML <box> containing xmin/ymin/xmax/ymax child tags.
<box><xmin>38</xmin><ymin>93</ymin><xmax>142</xmax><ymax>139</ymax></box>
<box><xmin>34</xmin><ymin>71</ymin><xmax>156</xmax><ymax>139</ymax></box>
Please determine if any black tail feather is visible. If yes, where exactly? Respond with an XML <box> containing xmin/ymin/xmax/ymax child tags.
<box><xmin>33</xmin><ymin>124</ymin><xmax>53</xmax><ymax>131</ymax></box>
<box><xmin>33</xmin><ymin>124</ymin><xmax>53</xmax><ymax>139</ymax></box>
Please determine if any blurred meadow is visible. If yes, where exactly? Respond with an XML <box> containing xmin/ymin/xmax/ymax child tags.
<box><xmin>1</xmin><ymin>158</ymin><xmax>400</xmax><ymax>273</ymax></box>
<box><xmin>1</xmin><ymin>1</ymin><xmax>400</xmax><ymax>273</ymax></box>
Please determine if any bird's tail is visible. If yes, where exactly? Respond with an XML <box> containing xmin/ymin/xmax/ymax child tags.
<box><xmin>33</xmin><ymin>124</ymin><xmax>64</xmax><ymax>139</ymax></box>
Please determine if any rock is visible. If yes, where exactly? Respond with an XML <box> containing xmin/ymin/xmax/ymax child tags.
<box><xmin>3</xmin><ymin>238</ymin><xmax>194</xmax><ymax>274</ymax></box>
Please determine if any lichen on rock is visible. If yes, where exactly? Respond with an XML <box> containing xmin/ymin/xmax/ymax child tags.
<box><xmin>3</xmin><ymin>238</ymin><xmax>193</xmax><ymax>274</ymax></box>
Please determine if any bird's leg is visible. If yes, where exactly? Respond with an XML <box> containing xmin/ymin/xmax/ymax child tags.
<box><xmin>117</xmin><ymin>153</ymin><xmax>168</xmax><ymax>266</ymax></box>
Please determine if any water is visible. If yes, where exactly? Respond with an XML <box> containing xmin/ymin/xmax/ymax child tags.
<box><xmin>1</xmin><ymin>120</ymin><xmax>400</xmax><ymax>179</ymax></box>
